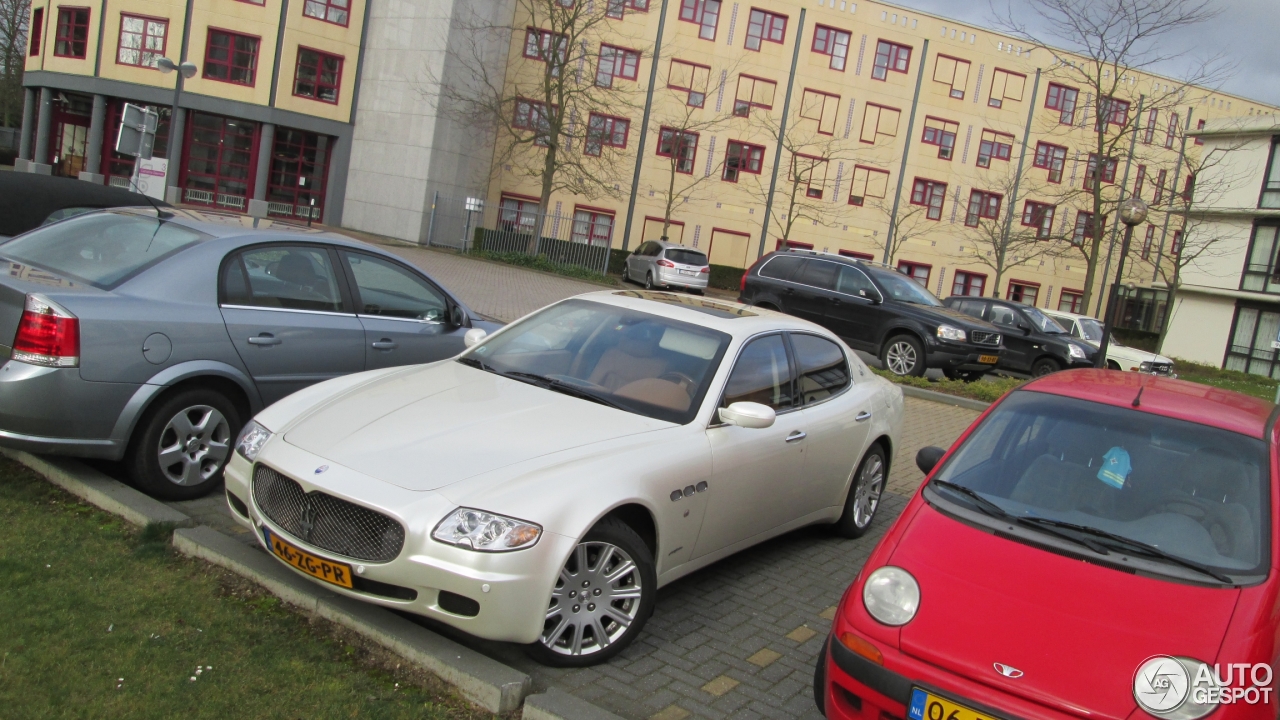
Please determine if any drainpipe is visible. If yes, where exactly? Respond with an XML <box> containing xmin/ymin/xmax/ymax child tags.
<box><xmin>1093</xmin><ymin>95</ymin><xmax>1145</xmax><ymax>317</ymax></box>
<box><xmin>999</xmin><ymin>69</ymin><xmax>1040</xmax><ymax>261</ymax></box>
<box><xmin>756</xmin><ymin>8</ymin><xmax>806</xmax><ymax>260</ymax></box>
<box><xmin>882</xmin><ymin>39</ymin><xmax>929</xmax><ymax>264</ymax></box>
<box><xmin>620</xmin><ymin>0</ymin><xmax>672</xmax><ymax>252</ymax></box>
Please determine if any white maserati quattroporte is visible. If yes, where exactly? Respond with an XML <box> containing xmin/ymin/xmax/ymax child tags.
<box><xmin>224</xmin><ymin>290</ymin><xmax>903</xmax><ymax>666</ymax></box>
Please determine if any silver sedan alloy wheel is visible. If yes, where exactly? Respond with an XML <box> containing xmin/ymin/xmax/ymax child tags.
<box><xmin>541</xmin><ymin>541</ymin><xmax>643</xmax><ymax>657</ymax></box>
<box><xmin>885</xmin><ymin>340</ymin><xmax>918</xmax><ymax>375</ymax></box>
<box><xmin>852</xmin><ymin>453</ymin><xmax>885</xmax><ymax>528</ymax></box>
<box><xmin>157</xmin><ymin>405</ymin><xmax>232</xmax><ymax>486</ymax></box>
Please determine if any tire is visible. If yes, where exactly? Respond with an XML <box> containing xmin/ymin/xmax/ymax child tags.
<box><xmin>126</xmin><ymin>387</ymin><xmax>241</xmax><ymax>500</ymax></box>
<box><xmin>834</xmin><ymin>445</ymin><xmax>887</xmax><ymax>538</ymax></box>
<box><xmin>620</xmin><ymin>264</ymin><xmax>631</xmax><ymax>283</ymax></box>
<box><xmin>645</xmin><ymin>272</ymin><xmax>656</xmax><ymax>290</ymax></box>
<box><xmin>525</xmin><ymin>517</ymin><xmax>656</xmax><ymax>667</ymax></box>
<box><xmin>1031</xmin><ymin>357</ymin><xmax>1062</xmax><ymax>377</ymax></box>
<box><xmin>813</xmin><ymin>637</ymin><xmax>828</xmax><ymax>716</ymax></box>
<box><xmin>1106</xmin><ymin>360</ymin><xmax>1121</xmax><ymax>371</ymax></box>
<box><xmin>691</xmin><ymin>288</ymin><xmax>704</xmax><ymax>296</ymax></box>
<box><xmin>881</xmin><ymin>335</ymin><xmax>926</xmax><ymax>377</ymax></box>
<box><xmin>943</xmin><ymin>368</ymin><xmax>984</xmax><ymax>383</ymax></box>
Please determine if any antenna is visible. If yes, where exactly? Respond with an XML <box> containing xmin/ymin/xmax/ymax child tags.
<box><xmin>115</xmin><ymin>103</ymin><xmax>174</xmax><ymax>220</ymax></box>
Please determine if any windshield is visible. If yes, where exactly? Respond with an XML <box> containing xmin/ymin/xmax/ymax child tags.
<box><xmin>665</xmin><ymin>248</ymin><xmax>707</xmax><ymax>266</ymax></box>
<box><xmin>1073</xmin><ymin>317</ymin><xmax>1122</xmax><ymax>345</ymax></box>
<box><xmin>1024</xmin><ymin>306</ymin><xmax>1067</xmax><ymax>333</ymax></box>
<box><xmin>0</xmin><ymin>211</ymin><xmax>207</xmax><ymax>289</ymax></box>
<box><xmin>462</xmin><ymin>299</ymin><xmax>731</xmax><ymax>424</ymax></box>
<box><xmin>867</xmin><ymin>268</ymin><xmax>943</xmax><ymax>306</ymax></box>
<box><xmin>929</xmin><ymin>391</ymin><xmax>1269</xmax><ymax>581</ymax></box>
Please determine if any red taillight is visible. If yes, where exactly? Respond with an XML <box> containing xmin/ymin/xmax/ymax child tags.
<box><xmin>741</xmin><ymin>257</ymin><xmax>764</xmax><ymax>292</ymax></box>
<box><xmin>700</xmin><ymin>266</ymin><xmax>710</xmax><ymax>273</ymax></box>
<box><xmin>13</xmin><ymin>295</ymin><xmax>79</xmax><ymax>367</ymax></box>
<box><xmin>657</xmin><ymin>259</ymin><xmax>675</xmax><ymax>268</ymax></box>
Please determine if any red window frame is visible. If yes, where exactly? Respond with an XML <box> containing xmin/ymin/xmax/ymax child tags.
<box><xmin>678</xmin><ymin>0</ymin><xmax>721</xmax><ymax>41</ymax></box>
<box><xmin>1097</xmin><ymin>96</ymin><xmax>1130</xmax><ymax>129</ymax></box>
<box><xmin>499</xmin><ymin>193</ymin><xmax>541</xmax><ymax>230</ymax></box>
<box><xmin>1133</xmin><ymin>165</ymin><xmax>1146</xmax><ymax>198</ymax></box>
<box><xmin>584</xmin><ymin>113</ymin><xmax>629</xmax><ymax>156</ymax></box>
<box><xmin>933</xmin><ymin>54</ymin><xmax>969</xmax><ymax>100</ymax></box>
<box><xmin>1143</xmin><ymin>109</ymin><xmax>1158</xmax><ymax>144</ymax></box>
<box><xmin>799</xmin><ymin>88</ymin><xmax>840</xmax><ymax>135</ymax></box>
<box><xmin>116</xmin><ymin>14</ymin><xmax>168</xmax><ymax>68</ymax></box>
<box><xmin>293</xmin><ymin>47</ymin><xmax>343</xmax><ymax>104</ymax></box>
<box><xmin>1007</xmin><ymin>280</ymin><xmax>1039</xmax><ymax>306</ymax></box>
<box><xmin>1195</xmin><ymin>119</ymin><xmax>1206</xmax><ymax>146</ymax></box>
<box><xmin>203</xmin><ymin>28</ymin><xmax>260</xmax><ymax>86</ymax></box>
<box><xmin>1153</xmin><ymin>169</ymin><xmax>1167</xmax><ymax>203</ymax></box>
<box><xmin>1033</xmin><ymin>142</ymin><xmax>1067</xmax><ymax>183</ymax></box>
<box><xmin>965</xmin><ymin>190</ymin><xmax>1002</xmax><ymax>227</ymax></box>
<box><xmin>1073</xmin><ymin>211</ymin><xmax>1104</xmax><ymax>244</ymax></box>
<box><xmin>30</xmin><ymin>8</ymin><xmax>43</xmax><ymax>56</ymax></box>
<box><xmin>952</xmin><ymin>271</ymin><xmax>986</xmax><ymax>297</ymax></box>
<box><xmin>1165</xmin><ymin>113</ymin><xmax>1178</xmax><ymax>149</ymax></box>
<box><xmin>847</xmin><ymin>164</ymin><xmax>889</xmax><ymax>206</ymax></box>
<box><xmin>1182</xmin><ymin>172</ymin><xmax>1195</xmax><ymax>201</ymax></box>
<box><xmin>812</xmin><ymin>25</ymin><xmax>851</xmax><ymax>72</ymax></box>
<box><xmin>667</xmin><ymin>58</ymin><xmax>710</xmax><ymax>107</ymax></box>
<box><xmin>976</xmin><ymin>129</ymin><xmax>1014</xmax><ymax>168</ymax></box>
<box><xmin>605</xmin><ymin>0</ymin><xmax>648</xmax><ymax>20</ymax></box>
<box><xmin>745</xmin><ymin>8</ymin><xmax>786</xmax><ymax>51</ymax></box>
<box><xmin>910</xmin><ymin>178</ymin><xmax>947</xmax><ymax>221</ymax></box>
<box><xmin>1044</xmin><ymin>83</ymin><xmax>1078</xmax><ymax>125</ymax></box>
<box><xmin>987</xmin><ymin>68</ymin><xmax>1027</xmax><ymax>109</ymax></box>
<box><xmin>1058</xmin><ymin>289</ymin><xmax>1083</xmax><ymax>314</ymax></box>
<box><xmin>1021</xmin><ymin>201</ymin><xmax>1056</xmax><ymax>239</ymax></box>
<box><xmin>794</xmin><ymin>153</ymin><xmax>829</xmax><ymax>199</ymax></box>
<box><xmin>302</xmin><ymin>0</ymin><xmax>350</xmax><ymax>27</ymax></box>
<box><xmin>596</xmin><ymin>44</ymin><xmax>640</xmax><ymax>88</ymax></box>
<box><xmin>897</xmin><ymin>260</ymin><xmax>931</xmax><ymax>286</ymax></box>
<box><xmin>656</xmin><ymin>127</ymin><xmax>698</xmax><ymax>174</ymax></box>
<box><xmin>1141</xmin><ymin>225</ymin><xmax>1156</xmax><ymax>260</ymax></box>
<box><xmin>733</xmin><ymin>74</ymin><xmax>776</xmax><ymax>116</ymax></box>
<box><xmin>1084</xmin><ymin>153</ymin><xmax>1118</xmax><ymax>190</ymax></box>
<box><xmin>571</xmin><ymin>206</ymin><xmax>615</xmax><ymax>247</ymax></box>
<box><xmin>920</xmin><ymin>116</ymin><xmax>959</xmax><ymax>160</ymax></box>
<box><xmin>54</xmin><ymin>7</ymin><xmax>90</xmax><ymax>59</ymax></box>
<box><xmin>1171</xmin><ymin>229</ymin><xmax>1183</xmax><ymax>255</ymax></box>
<box><xmin>523</xmin><ymin>28</ymin><xmax>567</xmax><ymax>64</ymax></box>
<box><xmin>871</xmin><ymin>39</ymin><xmax>910</xmax><ymax>80</ymax></box>
<box><xmin>722</xmin><ymin>140</ymin><xmax>765</xmax><ymax>182</ymax></box>
<box><xmin>513</xmin><ymin>97</ymin><xmax>554</xmax><ymax>146</ymax></box>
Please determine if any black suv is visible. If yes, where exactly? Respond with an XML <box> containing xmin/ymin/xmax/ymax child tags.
<box><xmin>944</xmin><ymin>296</ymin><xmax>1096</xmax><ymax>376</ymax></box>
<box><xmin>739</xmin><ymin>250</ymin><xmax>1004</xmax><ymax>378</ymax></box>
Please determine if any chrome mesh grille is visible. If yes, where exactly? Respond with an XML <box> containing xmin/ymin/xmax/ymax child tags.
<box><xmin>971</xmin><ymin>331</ymin><xmax>1001</xmax><ymax>347</ymax></box>
<box><xmin>252</xmin><ymin>464</ymin><xmax>405</xmax><ymax>563</ymax></box>
<box><xmin>1151</xmin><ymin>363</ymin><xmax>1174</xmax><ymax>376</ymax></box>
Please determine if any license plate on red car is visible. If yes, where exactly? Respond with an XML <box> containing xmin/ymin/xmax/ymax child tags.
<box><xmin>908</xmin><ymin>688</ymin><xmax>998</xmax><ymax>720</ymax></box>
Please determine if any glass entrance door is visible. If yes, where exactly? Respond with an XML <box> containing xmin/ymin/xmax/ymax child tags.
<box><xmin>182</xmin><ymin>111</ymin><xmax>258</xmax><ymax>211</ymax></box>
<box><xmin>267</xmin><ymin>128</ymin><xmax>332</xmax><ymax>220</ymax></box>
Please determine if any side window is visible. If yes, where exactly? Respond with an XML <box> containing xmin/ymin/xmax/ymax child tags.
<box><xmin>722</xmin><ymin>334</ymin><xmax>794</xmax><ymax>411</ymax></box>
<box><xmin>954</xmin><ymin>299</ymin><xmax>986</xmax><ymax>319</ymax></box>
<box><xmin>795</xmin><ymin>259</ymin><xmax>838</xmax><ymax>291</ymax></box>
<box><xmin>759</xmin><ymin>255</ymin><xmax>803</xmax><ymax>280</ymax></box>
<box><xmin>791</xmin><ymin>333</ymin><xmax>850</xmax><ymax>404</ymax></box>
<box><xmin>988</xmin><ymin>305</ymin><xmax>1018</xmax><ymax>328</ymax></box>
<box><xmin>344</xmin><ymin>252</ymin><xmax>448</xmax><ymax>320</ymax></box>
<box><xmin>836</xmin><ymin>266</ymin><xmax>875</xmax><ymax>298</ymax></box>
<box><xmin>221</xmin><ymin>245</ymin><xmax>344</xmax><ymax>312</ymax></box>
<box><xmin>637</xmin><ymin>241</ymin><xmax>654</xmax><ymax>256</ymax></box>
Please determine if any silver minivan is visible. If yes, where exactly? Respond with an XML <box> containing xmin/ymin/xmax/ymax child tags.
<box><xmin>623</xmin><ymin>240</ymin><xmax>710</xmax><ymax>293</ymax></box>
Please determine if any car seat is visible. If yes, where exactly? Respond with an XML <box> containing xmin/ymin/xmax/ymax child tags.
<box><xmin>588</xmin><ymin>323</ymin><xmax>668</xmax><ymax>392</ymax></box>
<box><xmin>1009</xmin><ymin>421</ymin><xmax>1112</xmax><ymax>512</ymax></box>
<box><xmin>1151</xmin><ymin>448</ymin><xmax>1259</xmax><ymax>564</ymax></box>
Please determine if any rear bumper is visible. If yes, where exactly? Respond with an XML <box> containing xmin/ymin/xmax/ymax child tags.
<box><xmin>656</xmin><ymin>268</ymin><xmax>709</xmax><ymax>289</ymax></box>
<box><xmin>0</xmin><ymin>361</ymin><xmax>135</xmax><ymax>459</ymax></box>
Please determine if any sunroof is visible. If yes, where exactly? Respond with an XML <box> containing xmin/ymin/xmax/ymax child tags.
<box><xmin>614</xmin><ymin>290</ymin><xmax>757</xmax><ymax>318</ymax></box>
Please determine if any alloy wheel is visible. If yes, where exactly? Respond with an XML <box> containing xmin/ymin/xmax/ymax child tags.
<box><xmin>540</xmin><ymin>541</ymin><xmax>643</xmax><ymax>657</ymax></box>
<box><xmin>852</xmin><ymin>453</ymin><xmax>885</xmax><ymax>528</ymax></box>
<box><xmin>156</xmin><ymin>405</ymin><xmax>232</xmax><ymax>486</ymax></box>
<box><xmin>885</xmin><ymin>341</ymin><xmax>918</xmax><ymax>375</ymax></box>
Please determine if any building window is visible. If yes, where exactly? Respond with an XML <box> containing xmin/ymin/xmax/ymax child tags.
<box><xmin>848</xmin><ymin>165</ymin><xmax>889</xmax><ymax>206</ymax></box>
<box><xmin>1141</xmin><ymin>225</ymin><xmax>1156</xmax><ymax>260</ymax></box>
<box><xmin>1195</xmin><ymin>119</ymin><xmax>1206</xmax><ymax>146</ymax></box>
<box><xmin>920</xmin><ymin>117</ymin><xmax>958</xmax><ymax>160</ymax></box>
<box><xmin>1073</xmin><ymin>211</ymin><xmax>1103</xmax><ymax>245</ymax></box>
<box><xmin>513</xmin><ymin>98</ymin><xmax>553</xmax><ymax>146</ymax></box>
<box><xmin>571</xmin><ymin>208</ymin><xmax>615</xmax><ymax>246</ymax></box>
<box><xmin>871</xmin><ymin>39</ymin><xmax>910</xmax><ymax>80</ymax></box>
<box><xmin>303</xmin><ymin>0</ymin><xmax>349</xmax><ymax>26</ymax></box>
<box><xmin>794</xmin><ymin>154</ymin><xmax>829</xmax><ymax>199</ymax></box>
<box><xmin>596</xmin><ymin>45</ymin><xmax>640</xmax><ymax>88</ymax></box>
<box><xmin>499</xmin><ymin>195</ymin><xmax>540</xmax><ymax>231</ymax></box>
<box><xmin>54</xmin><ymin>7</ymin><xmax>90</xmax><ymax>58</ymax></box>
<box><xmin>799</xmin><ymin>89</ymin><xmax>839</xmax><ymax>135</ymax></box>
<box><xmin>1044</xmin><ymin>83</ymin><xmax>1078</xmax><ymax>125</ymax></box>
<box><xmin>813</xmin><ymin>25</ymin><xmax>852</xmax><ymax>71</ymax></box>
<box><xmin>606</xmin><ymin>0</ymin><xmax>648</xmax><ymax>20</ymax></box>
<box><xmin>1165</xmin><ymin>113</ymin><xmax>1179</xmax><ymax>149</ymax></box>
<box><xmin>293</xmin><ymin>48</ymin><xmax>342</xmax><ymax>104</ymax></box>
<box><xmin>1262</xmin><ymin>140</ymin><xmax>1280</xmax><ymax>209</ymax></box>
<box><xmin>910</xmin><ymin>178</ymin><xmax>946</xmax><ymax>221</ymax></box>
<box><xmin>1170</xmin><ymin>229</ymin><xmax>1183</xmax><ymax>256</ymax></box>
<box><xmin>1153</xmin><ymin>169</ymin><xmax>1167</xmax><ymax>204</ymax></box>
<box><xmin>976</xmin><ymin>129</ymin><xmax>1013</xmax><ymax>168</ymax></box>
<box><xmin>745</xmin><ymin>9</ymin><xmax>786</xmax><ymax>51</ymax></box>
<box><xmin>117</xmin><ymin>15</ymin><xmax>167</xmax><ymax>68</ymax></box>
<box><xmin>1226</xmin><ymin>305</ymin><xmax>1280</xmax><ymax>378</ymax></box>
<box><xmin>897</xmin><ymin>261</ymin><xmax>930</xmax><ymax>286</ymax></box>
<box><xmin>1021</xmin><ymin>201</ymin><xmax>1055</xmax><ymax>239</ymax></box>
<box><xmin>965</xmin><ymin>190</ymin><xmax>1002</xmax><ymax>227</ymax></box>
<box><xmin>266</xmin><ymin>128</ymin><xmax>332</xmax><ymax>220</ymax></box>
<box><xmin>1007</xmin><ymin>280</ymin><xmax>1039</xmax><ymax>305</ymax></box>
<box><xmin>733</xmin><ymin>74</ymin><xmax>776</xmax><ymax>117</ymax></box>
<box><xmin>30</xmin><ymin>8</ymin><xmax>43</xmax><ymax>56</ymax></box>
<box><xmin>988</xmin><ymin>68</ymin><xmax>1026</xmax><ymax>109</ymax></box>
<box><xmin>859</xmin><ymin>103</ymin><xmax>900</xmax><ymax>144</ymax></box>
<box><xmin>1097</xmin><ymin>96</ymin><xmax>1130</xmax><ymax>129</ymax></box>
<box><xmin>204</xmin><ymin>29</ymin><xmax>259</xmax><ymax>85</ymax></box>
<box><xmin>1084</xmin><ymin>153</ymin><xmax>1118</xmax><ymax>191</ymax></box>
<box><xmin>1033</xmin><ymin>142</ymin><xmax>1067</xmax><ymax>183</ymax></box>
<box><xmin>723</xmin><ymin>141</ymin><xmax>765</xmax><ymax>182</ymax></box>
<box><xmin>952</xmin><ymin>271</ymin><xmax>986</xmax><ymax>297</ymax></box>
<box><xmin>657</xmin><ymin>128</ymin><xmax>698</xmax><ymax>174</ymax></box>
<box><xmin>1143</xmin><ymin>108</ymin><xmax>1157</xmax><ymax>144</ymax></box>
<box><xmin>679</xmin><ymin>0</ymin><xmax>721</xmax><ymax>41</ymax></box>
<box><xmin>585</xmin><ymin>114</ymin><xmax>629</xmax><ymax>155</ymax></box>
<box><xmin>933</xmin><ymin>54</ymin><xmax>969</xmax><ymax>99</ymax></box>
<box><xmin>1241</xmin><ymin>224</ymin><xmax>1280</xmax><ymax>294</ymax></box>
<box><xmin>1133</xmin><ymin>164</ymin><xmax>1146</xmax><ymax>199</ymax></box>
<box><xmin>524</xmin><ymin>28</ymin><xmax>567</xmax><ymax>65</ymax></box>
<box><xmin>1181</xmin><ymin>173</ymin><xmax>1196</xmax><ymax>202</ymax></box>
<box><xmin>667</xmin><ymin>59</ymin><xmax>710</xmax><ymax>107</ymax></box>
<box><xmin>1058</xmin><ymin>289</ymin><xmax>1083</xmax><ymax>313</ymax></box>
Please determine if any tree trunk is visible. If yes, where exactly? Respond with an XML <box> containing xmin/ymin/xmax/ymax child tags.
<box><xmin>532</xmin><ymin>145</ymin><xmax>557</xmax><ymax>254</ymax></box>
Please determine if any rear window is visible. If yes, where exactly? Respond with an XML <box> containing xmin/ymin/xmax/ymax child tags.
<box><xmin>664</xmin><ymin>248</ymin><xmax>707</xmax><ymax>266</ymax></box>
<box><xmin>0</xmin><ymin>212</ymin><xmax>207</xmax><ymax>289</ymax></box>
<box><xmin>759</xmin><ymin>255</ymin><xmax>803</xmax><ymax>280</ymax></box>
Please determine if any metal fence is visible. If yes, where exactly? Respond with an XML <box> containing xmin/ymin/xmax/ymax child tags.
<box><xmin>0</xmin><ymin>127</ymin><xmax>19</xmax><ymax>154</ymax></box>
<box><xmin>423</xmin><ymin>191</ymin><xmax>476</xmax><ymax>252</ymax></box>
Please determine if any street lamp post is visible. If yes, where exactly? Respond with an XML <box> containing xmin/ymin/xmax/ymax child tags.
<box><xmin>156</xmin><ymin>57</ymin><xmax>198</xmax><ymax>202</ymax></box>
<box><xmin>1095</xmin><ymin>196</ymin><xmax>1150</xmax><ymax>369</ymax></box>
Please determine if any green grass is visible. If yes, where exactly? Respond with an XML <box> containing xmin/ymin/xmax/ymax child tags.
<box><xmin>1169</xmin><ymin>357</ymin><xmax>1279</xmax><ymax>402</ymax></box>
<box><xmin>870</xmin><ymin>367</ymin><xmax>1025</xmax><ymax>404</ymax></box>
<box><xmin>0</xmin><ymin>459</ymin><xmax>493</xmax><ymax>720</ymax></box>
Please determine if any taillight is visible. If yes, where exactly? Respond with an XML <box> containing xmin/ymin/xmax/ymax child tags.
<box><xmin>13</xmin><ymin>294</ymin><xmax>79</xmax><ymax>368</ymax></box>
<box><xmin>657</xmin><ymin>259</ymin><xmax>675</xmax><ymax>268</ymax></box>
<box><xmin>699</xmin><ymin>266</ymin><xmax>710</xmax><ymax>273</ymax></box>
<box><xmin>740</xmin><ymin>257</ymin><xmax>763</xmax><ymax>293</ymax></box>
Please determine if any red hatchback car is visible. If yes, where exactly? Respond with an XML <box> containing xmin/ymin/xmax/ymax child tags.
<box><xmin>816</xmin><ymin>370</ymin><xmax>1278</xmax><ymax>720</ymax></box>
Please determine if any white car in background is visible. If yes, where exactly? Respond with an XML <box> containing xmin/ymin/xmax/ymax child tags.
<box><xmin>225</xmin><ymin>290</ymin><xmax>903</xmax><ymax>666</ymax></box>
<box><xmin>1042</xmin><ymin>308</ymin><xmax>1175</xmax><ymax>376</ymax></box>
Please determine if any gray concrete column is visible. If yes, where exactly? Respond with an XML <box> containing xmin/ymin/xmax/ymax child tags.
<box><xmin>18</xmin><ymin>88</ymin><xmax>36</xmax><ymax>161</ymax></box>
<box><xmin>248</xmin><ymin>122</ymin><xmax>275</xmax><ymax>218</ymax></box>
<box><xmin>80</xmin><ymin>94</ymin><xmax>107</xmax><ymax>183</ymax></box>
<box><xmin>164</xmin><ymin>107</ymin><xmax>187</xmax><ymax>204</ymax></box>
<box><xmin>30</xmin><ymin>88</ymin><xmax>54</xmax><ymax>175</ymax></box>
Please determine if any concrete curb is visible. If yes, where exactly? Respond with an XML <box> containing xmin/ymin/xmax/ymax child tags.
<box><xmin>1</xmin><ymin>449</ymin><xmax>192</xmax><ymax>528</ymax></box>
<box><xmin>522</xmin><ymin>688</ymin><xmax>628</xmax><ymax>720</ymax></box>
<box><xmin>898</xmin><ymin>385</ymin><xmax>993</xmax><ymax>412</ymax></box>
<box><xmin>172</xmin><ymin>526</ymin><xmax>531</xmax><ymax>714</ymax></box>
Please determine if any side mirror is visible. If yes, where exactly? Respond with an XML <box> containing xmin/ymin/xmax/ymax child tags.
<box><xmin>463</xmin><ymin>328</ymin><xmax>487</xmax><ymax>348</ymax></box>
<box><xmin>450</xmin><ymin>305</ymin><xmax>467</xmax><ymax>327</ymax></box>
<box><xmin>1018</xmin><ymin>323</ymin><xmax>1032</xmax><ymax>335</ymax></box>
<box><xmin>916</xmin><ymin>446</ymin><xmax>946</xmax><ymax>475</ymax></box>
<box><xmin>718</xmin><ymin>402</ymin><xmax>776</xmax><ymax>429</ymax></box>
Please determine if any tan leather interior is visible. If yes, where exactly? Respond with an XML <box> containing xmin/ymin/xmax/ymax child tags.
<box><xmin>615</xmin><ymin>378</ymin><xmax>691</xmax><ymax>411</ymax></box>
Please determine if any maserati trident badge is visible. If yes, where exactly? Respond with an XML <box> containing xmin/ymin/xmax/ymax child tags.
<box><xmin>299</xmin><ymin>503</ymin><xmax>318</xmax><ymax>542</ymax></box>
<box><xmin>994</xmin><ymin>663</ymin><xmax>1024</xmax><ymax>679</ymax></box>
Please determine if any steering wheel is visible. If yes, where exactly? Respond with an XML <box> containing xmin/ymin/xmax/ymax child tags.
<box><xmin>660</xmin><ymin>371</ymin><xmax>696</xmax><ymax>390</ymax></box>
<box><xmin>545</xmin><ymin>374</ymin><xmax>612</xmax><ymax>393</ymax></box>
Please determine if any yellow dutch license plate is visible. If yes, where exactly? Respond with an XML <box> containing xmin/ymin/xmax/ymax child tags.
<box><xmin>908</xmin><ymin>688</ymin><xmax>999</xmax><ymax>720</ymax></box>
<box><xmin>263</xmin><ymin>528</ymin><xmax>354</xmax><ymax>589</ymax></box>
<box><xmin>979</xmin><ymin>354</ymin><xmax>999</xmax><ymax>365</ymax></box>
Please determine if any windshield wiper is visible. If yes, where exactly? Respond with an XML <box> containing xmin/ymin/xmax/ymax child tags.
<box><xmin>930</xmin><ymin>480</ymin><xmax>1111</xmax><ymax>555</ymax></box>
<box><xmin>499</xmin><ymin>371</ymin><xmax>626</xmax><ymax>410</ymax></box>
<box><xmin>456</xmin><ymin>356</ymin><xmax>492</xmax><ymax>372</ymax></box>
<box><xmin>1016</xmin><ymin>517</ymin><xmax>1233</xmax><ymax>583</ymax></box>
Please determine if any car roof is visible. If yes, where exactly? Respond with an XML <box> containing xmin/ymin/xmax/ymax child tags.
<box><xmin>572</xmin><ymin>290</ymin><xmax>834</xmax><ymax>339</ymax></box>
<box><xmin>1023</xmin><ymin>369</ymin><xmax>1277</xmax><ymax>440</ymax></box>
<box><xmin>99</xmin><ymin>207</ymin><xmax>382</xmax><ymax>248</ymax></box>
<box><xmin>653</xmin><ymin>240</ymin><xmax>704</xmax><ymax>251</ymax></box>
<box><xmin>1042</xmin><ymin>308</ymin><xmax>1090</xmax><ymax>321</ymax></box>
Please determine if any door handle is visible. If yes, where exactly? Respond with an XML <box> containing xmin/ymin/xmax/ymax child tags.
<box><xmin>855</xmin><ymin>411</ymin><xmax>872</xmax><ymax>422</ymax></box>
<box><xmin>247</xmin><ymin>334</ymin><xmax>281</xmax><ymax>346</ymax></box>
<box><xmin>371</xmin><ymin>339</ymin><xmax>398</xmax><ymax>350</ymax></box>
<box><xmin>782</xmin><ymin>287</ymin><xmax>795</xmax><ymax>295</ymax></box>
<box><xmin>785</xmin><ymin>430</ymin><xmax>807</xmax><ymax>443</ymax></box>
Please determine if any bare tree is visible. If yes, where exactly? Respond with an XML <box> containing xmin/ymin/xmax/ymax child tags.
<box><xmin>0</xmin><ymin>0</ymin><xmax>28</xmax><ymax>128</ymax></box>
<box><xmin>952</xmin><ymin>168</ymin><xmax>1065</xmax><ymax>295</ymax></box>
<box><xmin>993</xmin><ymin>0</ymin><xmax>1231</xmax><ymax>312</ymax></box>
<box><xmin>863</xmin><ymin>198</ymin><xmax>935</xmax><ymax>265</ymax></box>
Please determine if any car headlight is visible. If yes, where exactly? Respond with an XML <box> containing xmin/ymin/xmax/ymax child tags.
<box><xmin>432</xmin><ymin>508</ymin><xmax>542</xmax><ymax>552</ymax></box>
<box><xmin>1133</xmin><ymin>656</ymin><xmax>1218</xmax><ymax>720</ymax></box>
<box><xmin>1139</xmin><ymin>361</ymin><xmax>1153</xmax><ymax>373</ymax></box>
<box><xmin>1068</xmin><ymin>343</ymin><xmax>1086</xmax><ymax>359</ymax></box>
<box><xmin>234</xmin><ymin>420</ymin><xmax>271</xmax><ymax>462</ymax></box>
<box><xmin>936</xmin><ymin>324</ymin><xmax>966</xmax><ymax>342</ymax></box>
<box><xmin>862</xmin><ymin>566</ymin><xmax>920</xmax><ymax>626</ymax></box>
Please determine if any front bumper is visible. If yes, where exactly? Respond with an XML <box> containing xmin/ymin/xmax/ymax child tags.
<box><xmin>656</xmin><ymin>268</ymin><xmax>709</xmax><ymax>289</ymax></box>
<box><xmin>0</xmin><ymin>360</ymin><xmax>137</xmax><ymax>459</ymax></box>
<box><xmin>223</xmin><ymin>443</ymin><xmax>575</xmax><ymax>645</ymax></box>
